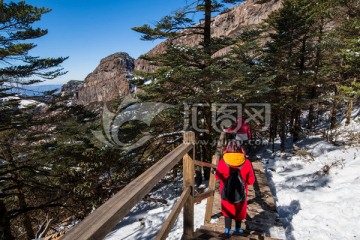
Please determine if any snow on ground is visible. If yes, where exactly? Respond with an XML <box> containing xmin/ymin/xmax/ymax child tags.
<box><xmin>0</xmin><ymin>96</ymin><xmax>20</xmax><ymax>102</ymax></box>
<box><xmin>19</xmin><ymin>99</ymin><xmax>40</xmax><ymax>109</ymax></box>
<box><xmin>1</xmin><ymin>96</ymin><xmax>43</xmax><ymax>109</ymax></box>
<box><xmin>105</xmin><ymin>109</ymin><xmax>359</xmax><ymax>240</ymax></box>
<box><xmin>262</xmin><ymin>113</ymin><xmax>360</xmax><ymax>240</ymax></box>
<box><xmin>105</xmin><ymin>177</ymin><xmax>207</xmax><ymax>240</ymax></box>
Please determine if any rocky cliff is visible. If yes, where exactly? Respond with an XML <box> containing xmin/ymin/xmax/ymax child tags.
<box><xmin>77</xmin><ymin>0</ymin><xmax>281</xmax><ymax>105</ymax></box>
<box><xmin>76</xmin><ymin>53</ymin><xmax>134</xmax><ymax>105</ymax></box>
<box><xmin>135</xmin><ymin>0</ymin><xmax>282</xmax><ymax>72</ymax></box>
<box><xmin>61</xmin><ymin>80</ymin><xmax>83</xmax><ymax>96</ymax></box>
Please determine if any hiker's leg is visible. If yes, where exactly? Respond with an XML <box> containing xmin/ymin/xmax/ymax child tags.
<box><xmin>224</xmin><ymin>217</ymin><xmax>232</xmax><ymax>229</ymax></box>
<box><xmin>223</xmin><ymin>217</ymin><xmax>232</xmax><ymax>234</ymax></box>
<box><xmin>234</xmin><ymin>220</ymin><xmax>244</xmax><ymax>233</ymax></box>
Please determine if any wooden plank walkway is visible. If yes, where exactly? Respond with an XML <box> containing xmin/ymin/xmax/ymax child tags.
<box><xmin>190</xmin><ymin>161</ymin><xmax>285</xmax><ymax>240</ymax></box>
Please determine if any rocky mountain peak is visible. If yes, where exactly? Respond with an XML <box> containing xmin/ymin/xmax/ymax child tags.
<box><xmin>76</xmin><ymin>52</ymin><xmax>134</xmax><ymax>105</ymax></box>
<box><xmin>61</xmin><ymin>80</ymin><xmax>83</xmax><ymax>95</ymax></box>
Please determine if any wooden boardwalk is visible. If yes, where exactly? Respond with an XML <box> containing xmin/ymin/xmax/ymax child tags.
<box><xmin>190</xmin><ymin>161</ymin><xmax>285</xmax><ymax>240</ymax></box>
<box><xmin>61</xmin><ymin>132</ymin><xmax>285</xmax><ymax>240</ymax></box>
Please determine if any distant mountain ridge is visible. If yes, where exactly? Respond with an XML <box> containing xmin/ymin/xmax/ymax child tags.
<box><xmin>7</xmin><ymin>84</ymin><xmax>63</xmax><ymax>96</ymax></box>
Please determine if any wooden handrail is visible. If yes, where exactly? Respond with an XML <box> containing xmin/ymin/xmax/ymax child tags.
<box><xmin>62</xmin><ymin>138</ymin><xmax>194</xmax><ymax>240</ymax></box>
<box><xmin>61</xmin><ymin>131</ymin><xmax>236</xmax><ymax>239</ymax></box>
<box><xmin>156</xmin><ymin>187</ymin><xmax>191</xmax><ymax>240</ymax></box>
<box><xmin>195</xmin><ymin>190</ymin><xmax>215</xmax><ymax>203</ymax></box>
<box><xmin>194</xmin><ymin>160</ymin><xmax>217</xmax><ymax>169</ymax></box>
<box><xmin>204</xmin><ymin>132</ymin><xmax>226</xmax><ymax>223</ymax></box>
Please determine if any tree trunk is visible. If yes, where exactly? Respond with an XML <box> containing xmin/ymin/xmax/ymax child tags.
<box><xmin>16</xmin><ymin>188</ymin><xmax>35</xmax><ymax>240</ymax></box>
<box><xmin>293</xmin><ymin>108</ymin><xmax>301</xmax><ymax>142</ymax></box>
<box><xmin>200</xmin><ymin>0</ymin><xmax>215</xmax><ymax>180</ymax></box>
<box><xmin>292</xmin><ymin>35</ymin><xmax>307</xmax><ymax>141</ymax></box>
<box><xmin>280</xmin><ymin>110</ymin><xmax>286</xmax><ymax>152</ymax></box>
<box><xmin>345</xmin><ymin>99</ymin><xmax>353</xmax><ymax>126</ymax></box>
<box><xmin>289</xmin><ymin>108</ymin><xmax>295</xmax><ymax>134</ymax></box>
<box><xmin>271</xmin><ymin>114</ymin><xmax>279</xmax><ymax>153</ymax></box>
<box><xmin>0</xmin><ymin>199</ymin><xmax>14</xmax><ymax>240</ymax></box>
<box><xmin>330</xmin><ymin>88</ymin><xmax>339</xmax><ymax>129</ymax></box>
<box><xmin>308</xmin><ymin>18</ymin><xmax>323</xmax><ymax>130</ymax></box>
<box><xmin>204</xmin><ymin>0</ymin><xmax>212</xmax><ymax>55</ymax></box>
<box><xmin>193</xmin><ymin>106</ymin><xmax>213</xmax><ymax>185</ymax></box>
<box><xmin>307</xmin><ymin>103</ymin><xmax>315</xmax><ymax>130</ymax></box>
<box><xmin>307</xmin><ymin>87</ymin><xmax>317</xmax><ymax>130</ymax></box>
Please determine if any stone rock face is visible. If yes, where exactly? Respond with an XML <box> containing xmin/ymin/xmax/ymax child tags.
<box><xmin>77</xmin><ymin>52</ymin><xmax>134</xmax><ymax>105</ymax></box>
<box><xmin>135</xmin><ymin>0</ymin><xmax>282</xmax><ymax>72</ymax></box>
<box><xmin>61</xmin><ymin>80</ymin><xmax>83</xmax><ymax>96</ymax></box>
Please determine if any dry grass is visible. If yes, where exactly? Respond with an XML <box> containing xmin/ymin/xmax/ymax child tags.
<box><xmin>314</xmin><ymin>159</ymin><xmax>345</xmax><ymax>177</ymax></box>
<box><xmin>293</xmin><ymin>146</ymin><xmax>316</xmax><ymax>162</ymax></box>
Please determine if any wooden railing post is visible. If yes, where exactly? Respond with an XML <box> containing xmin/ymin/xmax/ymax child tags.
<box><xmin>204</xmin><ymin>132</ymin><xmax>225</xmax><ymax>223</ymax></box>
<box><xmin>183</xmin><ymin>131</ymin><xmax>195</xmax><ymax>237</ymax></box>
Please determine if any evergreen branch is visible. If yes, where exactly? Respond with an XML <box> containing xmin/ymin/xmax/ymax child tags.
<box><xmin>8</xmin><ymin>199</ymin><xmax>65</xmax><ymax>219</ymax></box>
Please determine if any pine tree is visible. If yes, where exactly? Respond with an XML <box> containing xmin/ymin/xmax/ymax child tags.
<box><xmin>0</xmin><ymin>1</ymin><xmax>67</xmax><ymax>91</ymax></box>
<box><xmin>334</xmin><ymin>0</ymin><xmax>360</xmax><ymax>126</ymax></box>
<box><xmin>257</xmin><ymin>0</ymin><xmax>315</xmax><ymax>149</ymax></box>
<box><xmin>231</xmin><ymin>0</ymin><xmax>358</xmax><ymax>149</ymax></box>
<box><xmin>0</xmin><ymin>96</ymin><xmax>131</xmax><ymax>239</ymax></box>
<box><xmin>246</xmin><ymin>0</ymin><xmax>342</xmax><ymax>150</ymax></box>
<box><xmin>0</xmin><ymin>0</ymin><xmax>67</xmax><ymax>129</ymax></box>
<box><xmin>133</xmin><ymin>0</ymin><xmax>247</xmax><ymax>184</ymax></box>
<box><xmin>0</xmin><ymin>1</ymin><xmax>67</xmax><ymax>239</ymax></box>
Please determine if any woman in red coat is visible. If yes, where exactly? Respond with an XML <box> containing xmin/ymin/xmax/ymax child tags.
<box><xmin>215</xmin><ymin>150</ymin><xmax>255</xmax><ymax>235</ymax></box>
<box><xmin>224</xmin><ymin>117</ymin><xmax>252</xmax><ymax>142</ymax></box>
<box><xmin>225</xmin><ymin>117</ymin><xmax>252</xmax><ymax>155</ymax></box>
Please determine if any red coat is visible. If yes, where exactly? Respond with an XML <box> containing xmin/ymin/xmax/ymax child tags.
<box><xmin>215</xmin><ymin>159</ymin><xmax>255</xmax><ymax>220</ymax></box>
<box><xmin>225</xmin><ymin>118</ymin><xmax>252</xmax><ymax>140</ymax></box>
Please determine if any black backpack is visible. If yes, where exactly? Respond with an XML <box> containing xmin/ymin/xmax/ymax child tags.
<box><xmin>221</xmin><ymin>164</ymin><xmax>246</xmax><ymax>204</ymax></box>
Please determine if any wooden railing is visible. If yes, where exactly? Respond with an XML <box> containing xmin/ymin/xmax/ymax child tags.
<box><xmin>62</xmin><ymin>131</ymin><xmax>226</xmax><ymax>240</ymax></box>
<box><xmin>62</xmin><ymin>132</ymin><xmax>196</xmax><ymax>240</ymax></box>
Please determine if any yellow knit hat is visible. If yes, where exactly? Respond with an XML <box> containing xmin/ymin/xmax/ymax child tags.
<box><xmin>223</xmin><ymin>153</ymin><xmax>245</xmax><ymax>166</ymax></box>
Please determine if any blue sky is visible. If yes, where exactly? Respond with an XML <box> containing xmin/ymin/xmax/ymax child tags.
<box><xmin>23</xmin><ymin>0</ymin><xmax>194</xmax><ymax>85</ymax></box>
